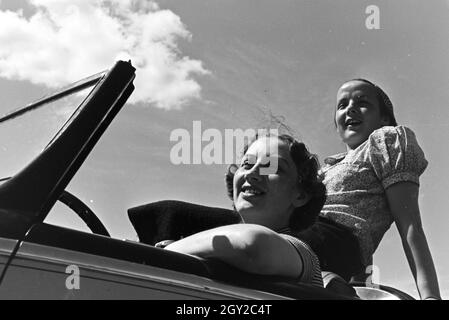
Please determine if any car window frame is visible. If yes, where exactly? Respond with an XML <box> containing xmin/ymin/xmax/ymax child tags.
<box><xmin>0</xmin><ymin>61</ymin><xmax>135</xmax><ymax>240</ymax></box>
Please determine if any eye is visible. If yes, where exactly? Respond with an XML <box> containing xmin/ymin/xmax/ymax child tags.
<box><xmin>241</xmin><ymin>155</ymin><xmax>256</xmax><ymax>168</ymax></box>
<box><xmin>337</xmin><ymin>100</ymin><xmax>347</xmax><ymax>109</ymax></box>
<box><xmin>260</xmin><ymin>161</ymin><xmax>271</xmax><ymax>168</ymax></box>
<box><xmin>359</xmin><ymin>103</ymin><xmax>372</xmax><ymax>110</ymax></box>
<box><xmin>260</xmin><ymin>157</ymin><xmax>284</xmax><ymax>174</ymax></box>
<box><xmin>356</xmin><ymin>100</ymin><xmax>371</xmax><ymax>108</ymax></box>
<box><xmin>241</xmin><ymin>160</ymin><xmax>252</xmax><ymax>169</ymax></box>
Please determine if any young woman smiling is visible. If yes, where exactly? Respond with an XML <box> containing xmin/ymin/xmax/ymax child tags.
<box><xmin>165</xmin><ymin>134</ymin><xmax>326</xmax><ymax>287</ymax></box>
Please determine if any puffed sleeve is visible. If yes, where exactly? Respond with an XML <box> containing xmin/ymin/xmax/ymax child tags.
<box><xmin>367</xmin><ymin>126</ymin><xmax>428</xmax><ymax>189</ymax></box>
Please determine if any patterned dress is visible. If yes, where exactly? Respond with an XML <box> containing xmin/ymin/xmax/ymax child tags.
<box><xmin>320</xmin><ymin>126</ymin><xmax>428</xmax><ymax>265</ymax></box>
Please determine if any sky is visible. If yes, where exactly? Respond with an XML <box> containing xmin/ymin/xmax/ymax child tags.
<box><xmin>0</xmin><ymin>0</ymin><xmax>448</xmax><ymax>299</ymax></box>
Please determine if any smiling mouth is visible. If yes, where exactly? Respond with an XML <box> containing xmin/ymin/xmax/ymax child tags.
<box><xmin>345</xmin><ymin>118</ymin><xmax>362</xmax><ymax>127</ymax></box>
<box><xmin>241</xmin><ymin>185</ymin><xmax>265</xmax><ymax>196</ymax></box>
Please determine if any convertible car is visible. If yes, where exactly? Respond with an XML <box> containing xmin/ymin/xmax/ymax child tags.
<box><xmin>0</xmin><ymin>61</ymin><xmax>414</xmax><ymax>300</ymax></box>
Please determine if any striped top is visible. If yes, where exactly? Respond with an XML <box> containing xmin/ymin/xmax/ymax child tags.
<box><xmin>278</xmin><ymin>228</ymin><xmax>323</xmax><ymax>288</ymax></box>
<box><xmin>320</xmin><ymin>126</ymin><xmax>428</xmax><ymax>265</ymax></box>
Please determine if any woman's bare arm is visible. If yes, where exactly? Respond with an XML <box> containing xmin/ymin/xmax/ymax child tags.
<box><xmin>165</xmin><ymin>224</ymin><xmax>303</xmax><ymax>277</ymax></box>
<box><xmin>386</xmin><ymin>182</ymin><xmax>441</xmax><ymax>299</ymax></box>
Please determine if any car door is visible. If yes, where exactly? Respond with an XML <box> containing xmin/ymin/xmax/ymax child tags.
<box><xmin>0</xmin><ymin>222</ymin><xmax>287</xmax><ymax>299</ymax></box>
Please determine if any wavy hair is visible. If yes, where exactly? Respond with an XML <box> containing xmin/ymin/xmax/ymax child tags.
<box><xmin>225</xmin><ymin>133</ymin><xmax>326</xmax><ymax>232</ymax></box>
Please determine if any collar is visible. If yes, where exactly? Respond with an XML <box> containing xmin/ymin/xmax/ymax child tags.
<box><xmin>323</xmin><ymin>152</ymin><xmax>347</xmax><ymax>166</ymax></box>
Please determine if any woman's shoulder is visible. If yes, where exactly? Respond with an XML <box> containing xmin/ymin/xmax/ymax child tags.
<box><xmin>365</xmin><ymin>125</ymin><xmax>428</xmax><ymax>185</ymax></box>
<box><xmin>367</xmin><ymin>125</ymin><xmax>424</xmax><ymax>154</ymax></box>
<box><xmin>369</xmin><ymin>125</ymin><xmax>418</xmax><ymax>141</ymax></box>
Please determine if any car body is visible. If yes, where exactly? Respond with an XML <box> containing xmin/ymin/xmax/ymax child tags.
<box><xmin>0</xmin><ymin>61</ymin><xmax>413</xmax><ymax>300</ymax></box>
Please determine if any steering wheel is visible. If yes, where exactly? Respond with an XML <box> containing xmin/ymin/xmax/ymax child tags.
<box><xmin>58</xmin><ymin>190</ymin><xmax>110</xmax><ymax>237</ymax></box>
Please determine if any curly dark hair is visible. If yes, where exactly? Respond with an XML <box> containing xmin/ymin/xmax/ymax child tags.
<box><xmin>225</xmin><ymin>133</ymin><xmax>326</xmax><ymax>232</ymax></box>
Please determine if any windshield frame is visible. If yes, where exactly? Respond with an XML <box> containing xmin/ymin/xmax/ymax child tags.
<box><xmin>0</xmin><ymin>60</ymin><xmax>135</xmax><ymax>240</ymax></box>
<box><xmin>0</xmin><ymin>71</ymin><xmax>106</xmax><ymax>124</ymax></box>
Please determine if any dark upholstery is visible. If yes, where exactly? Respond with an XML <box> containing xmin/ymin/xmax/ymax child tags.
<box><xmin>296</xmin><ymin>216</ymin><xmax>365</xmax><ymax>281</ymax></box>
<box><xmin>128</xmin><ymin>200</ymin><xmax>242</xmax><ymax>245</ymax></box>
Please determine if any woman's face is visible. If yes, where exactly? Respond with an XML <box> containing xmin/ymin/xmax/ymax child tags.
<box><xmin>335</xmin><ymin>80</ymin><xmax>389</xmax><ymax>150</ymax></box>
<box><xmin>233</xmin><ymin>136</ymin><xmax>303</xmax><ymax>230</ymax></box>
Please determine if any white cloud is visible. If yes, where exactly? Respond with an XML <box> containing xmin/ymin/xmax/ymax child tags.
<box><xmin>0</xmin><ymin>0</ymin><xmax>209</xmax><ymax>109</ymax></box>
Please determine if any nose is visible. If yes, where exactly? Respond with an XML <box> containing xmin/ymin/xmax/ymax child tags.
<box><xmin>346</xmin><ymin>100</ymin><xmax>359</xmax><ymax>115</ymax></box>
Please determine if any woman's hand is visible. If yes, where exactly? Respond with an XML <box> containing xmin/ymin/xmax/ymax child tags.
<box><xmin>386</xmin><ymin>182</ymin><xmax>441</xmax><ymax>300</ymax></box>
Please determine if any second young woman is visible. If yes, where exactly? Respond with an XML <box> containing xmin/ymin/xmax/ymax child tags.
<box><xmin>298</xmin><ymin>79</ymin><xmax>440</xmax><ymax>299</ymax></box>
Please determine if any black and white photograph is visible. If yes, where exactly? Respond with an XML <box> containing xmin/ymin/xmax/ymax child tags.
<box><xmin>0</xmin><ymin>0</ymin><xmax>447</xmax><ymax>302</ymax></box>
